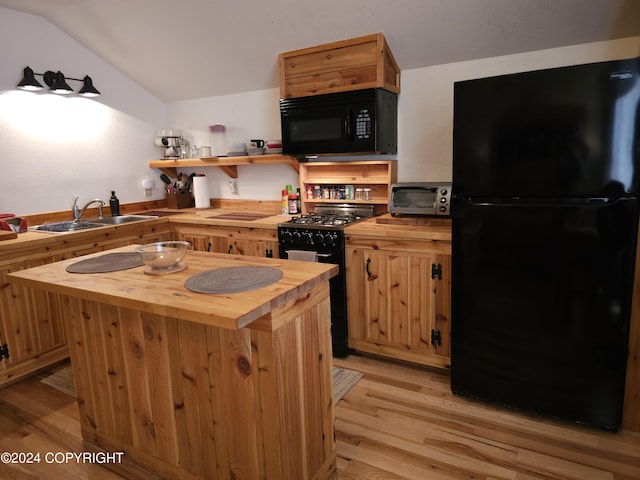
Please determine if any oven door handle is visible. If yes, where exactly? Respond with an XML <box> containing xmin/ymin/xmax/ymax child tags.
<box><xmin>285</xmin><ymin>250</ymin><xmax>333</xmax><ymax>258</ymax></box>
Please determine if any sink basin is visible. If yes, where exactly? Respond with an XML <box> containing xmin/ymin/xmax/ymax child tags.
<box><xmin>33</xmin><ymin>215</ymin><xmax>159</xmax><ymax>233</ymax></box>
<box><xmin>34</xmin><ymin>220</ymin><xmax>105</xmax><ymax>233</ymax></box>
<box><xmin>88</xmin><ymin>214</ymin><xmax>159</xmax><ymax>225</ymax></box>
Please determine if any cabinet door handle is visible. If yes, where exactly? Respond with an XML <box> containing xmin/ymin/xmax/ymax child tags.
<box><xmin>365</xmin><ymin>258</ymin><xmax>377</xmax><ymax>280</ymax></box>
<box><xmin>228</xmin><ymin>245</ymin><xmax>233</xmax><ymax>254</ymax></box>
<box><xmin>0</xmin><ymin>343</ymin><xmax>9</xmax><ymax>361</ymax></box>
<box><xmin>207</xmin><ymin>241</ymin><xmax>212</xmax><ymax>252</ymax></box>
<box><xmin>431</xmin><ymin>263</ymin><xmax>442</xmax><ymax>280</ymax></box>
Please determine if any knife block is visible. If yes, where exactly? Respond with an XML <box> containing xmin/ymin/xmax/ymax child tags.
<box><xmin>165</xmin><ymin>192</ymin><xmax>194</xmax><ymax>209</ymax></box>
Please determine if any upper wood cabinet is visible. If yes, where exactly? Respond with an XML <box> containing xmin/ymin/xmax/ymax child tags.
<box><xmin>279</xmin><ymin>33</ymin><xmax>401</xmax><ymax>99</ymax></box>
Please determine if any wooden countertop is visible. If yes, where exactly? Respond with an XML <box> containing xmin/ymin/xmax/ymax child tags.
<box><xmin>7</xmin><ymin>245</ymin><xmax>338</xmax><ymax>330</ymax></box>
<box><xmin>0</xmin><ymin>216</ymin><xmax>171</xmax><ymax>254</ymax></box>
<box><xmin>163</xmin><ymin>207</ymin><xmax>288</xmax><ymax>228</ymax></box>
<box><xmin>345</xmin><ymin>214</ymin><xmax>452</xmax><ymax>241</ymax></box>
<box><xmin>0</xmin><ymin>208</ymin><xmax>452</xmax><ymax>253</ymax></box>
<box><xmin>0</xmin><ymin>208</ymin><xmax>284</xmax><ymax>254</ymax></box>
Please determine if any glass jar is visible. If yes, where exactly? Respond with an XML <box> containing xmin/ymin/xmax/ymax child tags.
<box><xmin>355</xmin><ymin>188</ymin><xmax>363</xmax><ymax>200</ymax></box>
<box><xmin>363</xmin><ymin>188</ymin><xmax>371</xmax><ymax>201</ymax></box>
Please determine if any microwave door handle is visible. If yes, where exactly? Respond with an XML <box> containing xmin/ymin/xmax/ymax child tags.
<box><xmin>345</xmin><ymin>111</ymin><xmax>353</xmax><ymax>142</ymax></box>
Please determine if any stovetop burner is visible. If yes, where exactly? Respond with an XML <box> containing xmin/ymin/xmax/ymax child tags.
<box><xmin>279</xmin><ymin>204</ymin><xmax>375</xmax><ymax>230</ymax></box>
<box><xmin>288</xmin><ymin>212</ymin><xmax>362</xmax><ymax>226</ymax></box>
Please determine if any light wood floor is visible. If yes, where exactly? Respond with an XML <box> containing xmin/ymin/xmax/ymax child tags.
<box><xmin>0</xmin><ymin>355</ymin><xmax>639</xmax><ymax>479</ymax></box>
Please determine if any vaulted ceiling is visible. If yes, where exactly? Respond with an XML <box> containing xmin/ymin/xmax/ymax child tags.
<box><xmin>2</xmin><ymin>0</ymin><xmax>640</xmax><ymax>102</ymax></box>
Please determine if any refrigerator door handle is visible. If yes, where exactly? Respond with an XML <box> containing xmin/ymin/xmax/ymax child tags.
<box><xmin>455</xmin><ymin>197</ymin><xmax>626</xmax><ymax>208</ymax></box>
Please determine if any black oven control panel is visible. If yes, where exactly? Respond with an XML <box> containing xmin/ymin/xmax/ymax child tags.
<box><xmin>278</xmin><ymin>228</ymin><xmax>340</xmax><ymax>249</ymax></box>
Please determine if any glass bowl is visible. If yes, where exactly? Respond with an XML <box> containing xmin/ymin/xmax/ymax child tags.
<box><xmin>135</xmin><ymin>241</ymin><xmax>190</xmax><ymax>270</ymax></box>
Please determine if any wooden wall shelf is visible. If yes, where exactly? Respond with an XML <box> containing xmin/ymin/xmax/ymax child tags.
<box><xmin>148</xmin><ymin>155</ymin><xmax>299</xmax><ymax>178</ymax></box>
<box><xmin>298</xmin><ymin>160</ymin><xmax>397</xmax><ymax>215</ymax></box>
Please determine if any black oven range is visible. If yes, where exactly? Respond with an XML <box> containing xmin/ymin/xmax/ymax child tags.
<box><xmin>278</xmin><ymin>204</ymin><xmax>374</xmax><ymax>355</ymax></box>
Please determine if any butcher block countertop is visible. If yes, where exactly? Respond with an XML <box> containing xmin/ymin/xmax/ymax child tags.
<box><xmin>8</xmin><ymin>244</ymin><xmax>338</xmax><ymax>330</ymax></box>
<box><xmin>345</xmin><ymin>214</ymin><xmax>452</xmax><ymax>241</ymax></box>
<box><xmin>0</xmin><ymin>210</ymin><xmax>280</xmax><ymax>257</ymax></box>
<box><xmin>163</xmin><ymin>207</ymin><xmax>288</xmax><ymax>228</ymax></box>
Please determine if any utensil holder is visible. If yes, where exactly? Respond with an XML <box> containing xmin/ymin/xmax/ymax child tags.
<box><xmin>165</xmin><ymin>192</ymin><xmax>194</xmax><ymax>209</ymax></box>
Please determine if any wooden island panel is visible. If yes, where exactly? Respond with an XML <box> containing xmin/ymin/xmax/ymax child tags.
<box><xmin>8</xmin><ymin>247</ymin><xmax>337</xmax><ymax>479</ymax></box>
<box><xmin>0</xmin><ymin>220</ymin><xmax>173</xmax><ymax>387</ymax></box>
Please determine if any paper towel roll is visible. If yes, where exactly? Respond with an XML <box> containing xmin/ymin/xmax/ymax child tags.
<box><xmin>192</xmin><ymin>176</ymin><xmax>210</xmax><ymax>208</ymax></box>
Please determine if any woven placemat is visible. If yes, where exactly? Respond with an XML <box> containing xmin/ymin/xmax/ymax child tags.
<box><xmin>66</xmin><ymin>252</ymin><xmax>143</xmax><ymax>274</ymax></box>
<box><xmin>184</xmin><ymin>266</ymin><xmax>283</xmax><ymax>294</ymax></box>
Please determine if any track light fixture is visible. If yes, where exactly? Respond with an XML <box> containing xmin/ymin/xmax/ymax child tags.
<box><xmin>17</xmin><ymin>66</ymin><xmax>101</xmax><ymax>97</ymax></box>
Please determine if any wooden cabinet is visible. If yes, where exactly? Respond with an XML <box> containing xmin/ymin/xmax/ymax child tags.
<box><xmin>346</xmin><ymin>222</ymin><xmax>451</xmax><ymax>370</ymax></box>
<box><xmin>0</xmin><ymin>224</ymin><xmax>173</xmax><ymax>387</ymax></box>
<box><xmin>0</xmin><ymin>256</ymin><xmax>68</xmax><ymax>386</ymax></box>
<box><xmin>279</xmin><ymin>33</ymin><xmax>400</xmax><ymax>99</ymax></box>
<box><xmin>175</xmin><ymin>225</ymin><xmax>279</xmax><ymax>258</ymax></box>
<box><xmin>298</xmin><ymin>160</ymin><xmax>397</xmax><ymax>215</ymax></box>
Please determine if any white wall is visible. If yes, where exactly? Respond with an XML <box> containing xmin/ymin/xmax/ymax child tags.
<box><xmin>165</xmin><ymin>89</ymin><xmax>299</xmax><ymax>200</ymax></box>
<box><xmin>1</xmin><ymin>6</ymin><xmax>638</xmax><ymax>216</ymax></box>
<box><xmin>397</xmin><ymin>37</ymin><xmax>640</xmax><ymax>182</ymax></box>
<box><xmin>0</xmin><ymin>7</ymin><xmax>167</xmax><ymax>216</ymax></box>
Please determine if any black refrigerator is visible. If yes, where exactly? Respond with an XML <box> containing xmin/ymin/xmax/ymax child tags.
<box><xmin>451</xmin><ymin>57</ymin><xmax>640</xmax><ymax>431</ymax></box>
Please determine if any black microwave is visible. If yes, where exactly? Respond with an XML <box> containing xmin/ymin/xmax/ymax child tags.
<box><xmin>280</xmin><ymin>88</ymin><xmax>397</xmax><ymax>156</ymax></box>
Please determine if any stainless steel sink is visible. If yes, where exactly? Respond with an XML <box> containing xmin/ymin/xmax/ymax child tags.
<box><xmin>33</xmin><ymin>215</ymin><xmax>158</xmax><ymax>233</ymax></box>
<box><xmin>34</xmin><ymin>220</ymin><xmax>105</xmax><ymax>233</ymax></box>
<box><xmin>87</xmin><ymin>214</ymin><xmax>159</xmax><ymax>225</ymax></box>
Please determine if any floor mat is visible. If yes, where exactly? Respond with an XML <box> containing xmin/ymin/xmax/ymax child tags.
<box><xmin>333</xmin><ymin>367</ymin><xmax>363</xmax><ymax>405</ymax></box>
<box><xmin>40</xmin><ymin>366</ymin><xmax>76</xmax><ymax>397</ymax></box>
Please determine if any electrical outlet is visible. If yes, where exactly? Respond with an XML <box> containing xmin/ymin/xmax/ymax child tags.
<box><xmin>142</xmin><ymin>179</ymin><xmax>154</xmax><ymax>197</ymax></box>
<box><xmin>228</xmin><ymin>178</ymin><xmax>238</xmax><ymax>194</ymax></box>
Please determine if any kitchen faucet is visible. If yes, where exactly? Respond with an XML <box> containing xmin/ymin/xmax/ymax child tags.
<box><xmin>72</xmin><ymin>195</ymin><xmax>105</xmax><ymax>221</ymax></box>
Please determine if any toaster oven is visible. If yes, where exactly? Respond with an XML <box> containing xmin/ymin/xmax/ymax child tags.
<box><xmin>389</xmin><ymin>182</ymin><xmax>452</xmax><ymax>216</ymax></box>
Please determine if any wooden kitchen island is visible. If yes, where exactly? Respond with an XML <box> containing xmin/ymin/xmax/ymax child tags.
<box><xmin>8</xmin><ymin>246</ymin><xmax>338</xmax><ymax>480</ymax></box>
